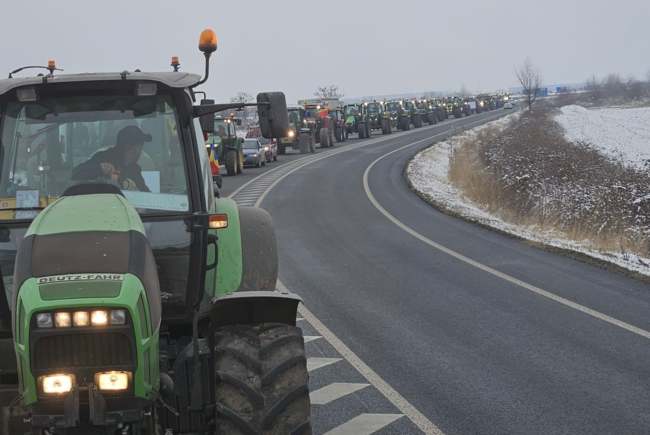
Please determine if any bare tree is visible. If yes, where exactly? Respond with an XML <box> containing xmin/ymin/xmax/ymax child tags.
<box><xmin>586</xmin><ymin>74</ymin><xmax>602</xmax><ymax>102</ymax></box>
<box><xmin>314</xmin><ymin>85</ymin><xmax>343</xmax><ymax>99</ymax></box>
<box><xmin>515</xmin><ymin>58</ymin><xmax>542</xmax><ymax>111</ymax></box>
<box><xmin>230</xmin><ymin>92</ymin><xmax>253</xmax><ymax>104</ymax></box>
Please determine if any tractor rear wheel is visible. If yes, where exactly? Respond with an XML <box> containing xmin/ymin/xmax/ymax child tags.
<box><xmin>238</xmin><ymin>207</ymin><xmax>278</xmax><ymax>291</ymax></box>
<box><xmin>225</xmin><ymin>150</ymin><xmax>237</xmax><ymax>176</ymax></box>
<box><xmin>237</xmin><ymin>152</ymin><xmax>244</xmax><ymax>174</ymax></box>
<box><xmin>357</xmin><ymin>123</ymin><xmax>365</xmax><ymax>139</ymax></box>
<box><xmin>298</xmin><ymin>134</ymin><xmax>310</xmax><ymax>154</ymax></box>
<box><xmin>319</xmin><ymin>128</ymin><xmax>329</xmax><ymax>148</ymax></box>
<box><xmin>213</xmin><ymin>323</ymin><xmax>312</xmax><ymax>435</ymax></box>
<box><xmin>382</xmin><ymin>119</ymin><xmax>391</xmax><ymax>135</ymax></box>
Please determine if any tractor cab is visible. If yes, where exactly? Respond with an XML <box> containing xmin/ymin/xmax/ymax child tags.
<box><xmin>206</xmin><ymin>113</ymin><xmax>244</xmax><ymax>176</ymax></box>
<box><xmin>0</xmin><ymin>28</ymin><xmax>310</xmax><ymax>435</ymax></box>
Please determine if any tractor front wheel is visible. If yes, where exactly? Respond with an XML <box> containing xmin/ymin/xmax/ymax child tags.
<box><xmin>213</xmin><ymin>323</ymin><xmax>312</xmax><ymax>435</ymax></box>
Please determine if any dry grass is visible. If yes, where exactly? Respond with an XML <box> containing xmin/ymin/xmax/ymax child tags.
<box><xmin>448</xmin><ymin>103</ymin><xmax>650</xmax><ymax>257</ymax></box>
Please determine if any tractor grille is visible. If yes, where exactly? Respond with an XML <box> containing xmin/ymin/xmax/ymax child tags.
<box><xmin>32</xmin><ymin>332</ymin><xmax>133</xmax><ymax>371</ymax></box>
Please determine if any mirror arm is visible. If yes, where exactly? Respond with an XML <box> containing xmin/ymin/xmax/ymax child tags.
<box><xmin>192</xmin><ymin>102</ymin><xmax>269</xmax><ymax>118</ymax></box>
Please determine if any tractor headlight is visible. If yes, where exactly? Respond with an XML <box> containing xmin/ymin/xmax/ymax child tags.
<box><xmin>54</xmin><ymin>312</ymin><xmax>71</xmax><ymax>328</ymax></box>
<box><xmin>73</xmin><ymin>311</ymin><xmax>90</xmax><ymax>327</ymax></box>
<box><xmin>96</xmin><ymin>371</ymin><xmax>130</xmax><ymax>391</ymax></box>
<box><xmin>40</xmin><ymin>374</ymin><xmax>74</xmax><ymax>395</ymax></box>
<box><xmin>288</xmin><ymin>129</ymin><xmax>295</xmax><ymax>138</ymax></box>
<box><xmin>36</xmin><ymin>313</ymin><xmax>53</xmax><ymax>328</ymax></box>
<box><xmin>110</xmin><ymin>309</ymin><xmax>126</xmax><ymax>326</ymax></box>
<box><xmin>91</xmin><ymin>310</ymin><xmax>109</xmax><ymax>326</ymax></box>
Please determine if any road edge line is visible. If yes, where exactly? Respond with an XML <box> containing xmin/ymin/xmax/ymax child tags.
<box><xmin>362</xmin><ymin>135</ymin><xmax>650</xmax><ymax>341</ymax></box>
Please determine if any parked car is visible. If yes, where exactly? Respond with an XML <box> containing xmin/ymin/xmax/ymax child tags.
<box><xmin>504</xmin><ymin>102</ymin><xmax>514</xmax><ymax>109</ymax></box>
<box><xmin>242</xmin><ymin>138</ymin><xmax>266</xmax><ymax>167</ymax></box>
<box><xmin>259</xmin><ymin>137</ymin><xmax>278</xmax><ymax>162</ymax></box>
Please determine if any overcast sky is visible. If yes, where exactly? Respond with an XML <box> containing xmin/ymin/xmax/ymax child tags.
<box><xmin>2</xmin><ymin>0</ymin><xmax>648</xmax><ymax>103</ymax></box>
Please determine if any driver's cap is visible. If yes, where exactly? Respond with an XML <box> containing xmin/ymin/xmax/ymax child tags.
<box><xmin>117</xmin><ymin>125</ymin><xmax>152</xmax><ymax>146</ymax></box>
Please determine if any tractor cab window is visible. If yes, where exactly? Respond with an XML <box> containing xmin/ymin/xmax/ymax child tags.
<box><xmin>288</xmin><ymin>110</ymin><xmax>302</xmax><ymax>125</ymax></box>
<box><xmin>344</xmin><ymin>106</ymin><xmax>358</xmax><ymax>116</ymax></box>
<box><xmin>386</xmin><ymin>102</ymin><xmax>401</xmax><ymax>112</ymax></box>
<box><xmin>366</xmin><ymin>104</ymin><xmax>380</xmax><ymax>114</ymax></box>
<box><xmin>0</xmin><ymin>94</ymin><xmax>189</xmax><ymax>219</ymax></box>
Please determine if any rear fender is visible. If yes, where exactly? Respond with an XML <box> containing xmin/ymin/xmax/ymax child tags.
<box><xmin>200</xmin><ymin>291</ymin><xmax>302</xmax><ymax>330</ymax></box>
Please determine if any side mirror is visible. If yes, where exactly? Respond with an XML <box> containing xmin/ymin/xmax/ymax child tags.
<box><xmin>257</xmin><ymin>92</ymin><xmax>289</xmax><ymax>139</ymax></box>
<box><xmin>235</xmin><ymin>118</ymin><xmax>242</xmax><ymax>126</ymax></box>
<box><xmin>199</xmin><ymin>99</ymin><xmax>215</xmax><ymax>134</ymax></box>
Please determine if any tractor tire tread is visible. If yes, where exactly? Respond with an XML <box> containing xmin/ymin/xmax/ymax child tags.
<box><xmin>214</xmin><ymin>324</ymin><xmax>312</xmax><ymax>435</ymax></box>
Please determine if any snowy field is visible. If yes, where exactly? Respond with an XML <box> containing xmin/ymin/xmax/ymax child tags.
<box><xmin>407</xmin><ymin>113</ymin><xmax>650</xmax><ymax>277</ymax></box>
<box><xmin>555</xmin><ymin>105</ymin><xmax>650</xmax><ymax>170</ymax></box>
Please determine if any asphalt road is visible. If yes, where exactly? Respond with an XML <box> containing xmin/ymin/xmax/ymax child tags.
<box><xmin>225</xmin><ymin>112</ymin><xmax>650</xmax><ymax>434</ymax></box>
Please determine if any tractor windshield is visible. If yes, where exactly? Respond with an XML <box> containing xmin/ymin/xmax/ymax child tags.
<box><xmin>0</xmin><ymin>94</ymin><xmax>189</xmax><ymax>219</ymax></box>
<box><xmin>288</xmin><ymin>110</ymin><xmax>302</xmax><ymax>125</ymax></box>
<box><xmin>386</xmin><ymin>102</ymin><xmax>401</xmax><ymax>112</ymax></box>
<box><xmin>366</xmin><ymin>104</ymin><xmax>380</xmax><ymax>114</ymax></box>
<box><xmin>344</xmin><ymin>106</ymin><xmax>359</xmax><ymax>116</ymax></box>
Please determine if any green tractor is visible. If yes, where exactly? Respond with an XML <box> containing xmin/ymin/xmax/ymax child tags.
<box><xmin>358</xmin><ymin>102</ymin><xmax>391</xmax><ymax>138</ymax></box>
<box><xmin>0</xmin><ymin>28</ymin><xmax>311</xmax><ymax>435</ymax></box>
<box><xmin>280</xmin><ymin>107</ymin><xmax>315</xmax><ymax>154</ymax></box>
<box><xmin>403</xmin><ymin>100</ymin><xmax>424</xmax><ymax>128</ymax></box>
<box><xmin>417</xmin><ymin>99</ymin><xmax>438</xmax><ymax>125</ymax></box>
<box><xmin>385</xmin><ymin>101</ymin><xmax>411</xmax><ymax>131</ymax></box>
<box><xmin>343</xmin><ymin>104</ymin><xmax>362</xmax><ymax>137</ymax></box>
<box><xmin>206</xmin><ymin>114</ymin><xmax>244</xmax><ymax>176</ymax></box>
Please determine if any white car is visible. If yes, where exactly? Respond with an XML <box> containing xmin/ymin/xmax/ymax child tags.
<box><xmin>504</xmin><ymin>102</ymin><xmax>514</xmax><ymax>109</ymax></box>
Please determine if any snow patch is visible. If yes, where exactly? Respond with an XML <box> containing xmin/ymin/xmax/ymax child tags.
<box><xmin>407</xmin><ymin>113</ymin><xmax>650</xmax><ymax>277</ymax></box>
<box><xmin>555</xmin><ymin>105</ymin><xmax>650</xmax><ymax>170</ymax></box>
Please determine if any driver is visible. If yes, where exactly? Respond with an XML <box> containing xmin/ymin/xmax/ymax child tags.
<box><xmin>72</xmin><ymin>125</ymin><xmax>151</xmax><ymax>192</ymax></box>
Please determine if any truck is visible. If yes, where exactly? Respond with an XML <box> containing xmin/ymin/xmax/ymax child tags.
<box><xmin>0</xmin><ymin>28</ymin><xmax>311</xmax><ymax>435</ymax></box>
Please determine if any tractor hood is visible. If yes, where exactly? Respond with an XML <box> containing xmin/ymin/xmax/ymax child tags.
<box><xmin>13</xmin><ymin>192</ymin><xmax>160</xmax><ymax>325</ymax></box>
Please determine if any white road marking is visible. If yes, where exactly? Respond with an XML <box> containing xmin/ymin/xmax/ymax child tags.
<box><xmin>362</xmin><ymin>139</ymin><xmax>650</xmax><ymax>341</ymax></box>
<box><xmin>228</xmin><ymin>113</ymin><xmax>507</xmax><ymax>435</ymax></box>
<box><xmin>307</xmin><ymin>357</ymin><xmax>342</xmax><ymax>372</ymax></box>
<box><xmin>324</xmin><ymin>413</ymin><xmax>404</xmax><ymax>435</ymax></box>
<box><xmin>294</xmin><ymin>296</ymin><xmax>443</xmax><ymax>435</ymax></box>
<box><xmin>303</xmin><ymin>335</ymin><xmax>321</xmax><ymax>343</ymax></box>
<box><xmin>310</xmin><ymin>383</ymin><xmax>370</xmax><ymax>405</ymax></box>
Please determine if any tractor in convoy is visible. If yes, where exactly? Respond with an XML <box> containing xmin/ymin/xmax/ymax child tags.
<box><xmin>385</xmin><ymin>100</ymin><xmax>411</xmax><ymax>131</ymax></box>
<box><xmin>206</xmin><ymin>113</ymin><xmax>244</xmax><ymax>176</ymax></box>
<box><xmin>417</xmin><ymin>99</ymin><xmax>438</xmax><ymax>125</ymax></box>
<box><xmin>344</xmin><ymin>103</ymin><xmax>362</xmax><ymax>137</ymax></box>
<box><xmin>357</xmin><ymin>101</ymin><xmax>392</xmax><ymax>138</ymax></box>
<box><xmin>300</xmin><ymin>98</ymin><xmax>343</xmax><ymax>148</ymax></box>
<box><xmin>281</xmin><ymin>106</ymin><xmax>315</xmax><ymax>154</ymax></box>
<box><xmin>0</xmin><ymin>28</ymin><xmax>311</xmax><ymax>435</ymax></box>
<box><xmin>403</xmin><ymin>100</ymin><xmax>424</xmax><ymax>128</ymax></box>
